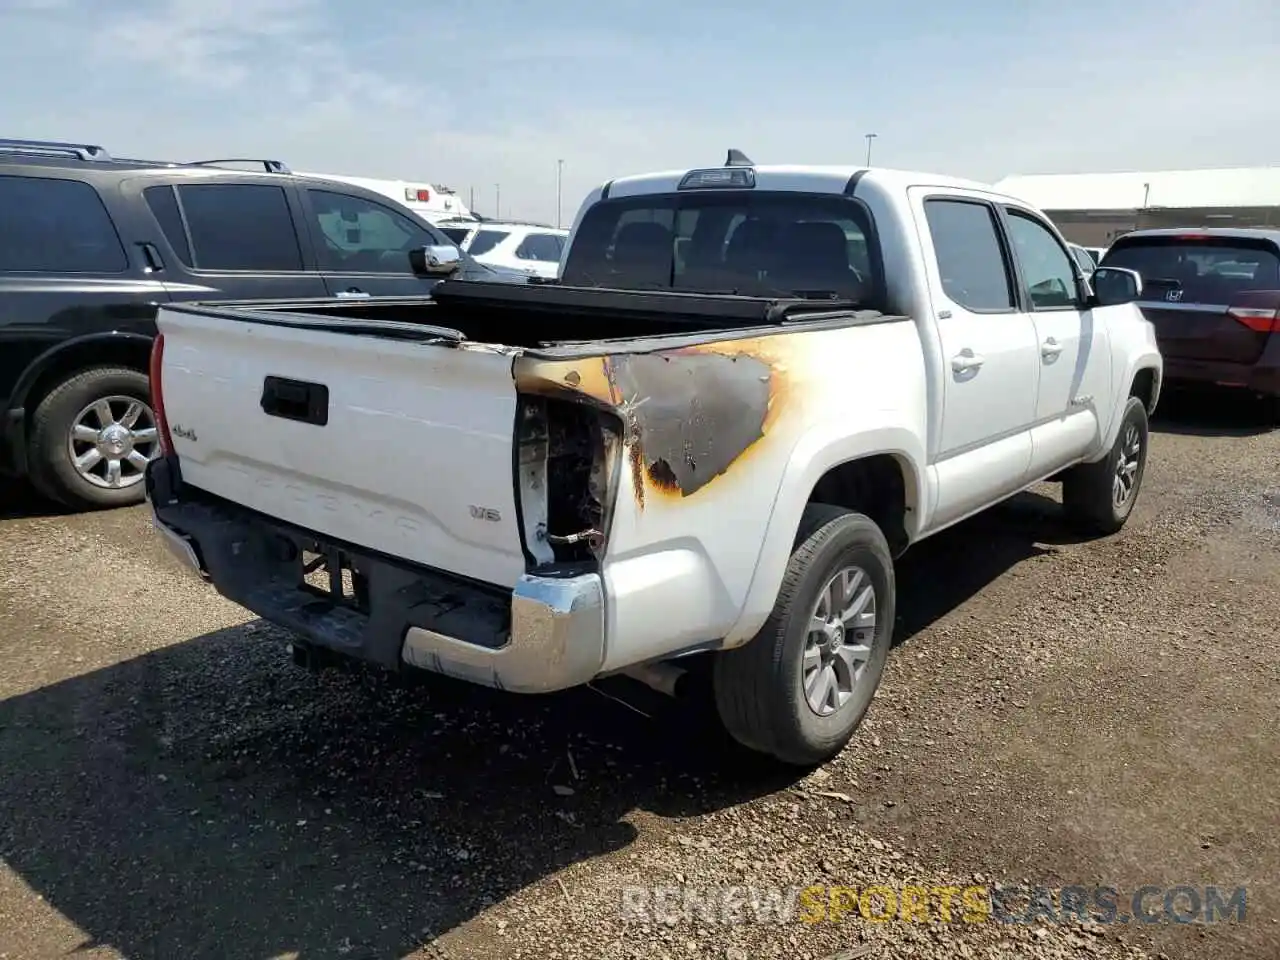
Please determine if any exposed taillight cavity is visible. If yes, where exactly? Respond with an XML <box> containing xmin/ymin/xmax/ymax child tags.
<box><xmin>514</xmin><ymin>395</ymin><xmax>622</xmax><ymax>572</ymax></box>
<box><xmin>1227</xmin><ymin>305</ymin><xmax>1280</xmax><ymax>334</ymax></box>
<box><xmin>149</xmin><ymin>332</ymin><xmax>175</xmax><ymax>456</ymax></box>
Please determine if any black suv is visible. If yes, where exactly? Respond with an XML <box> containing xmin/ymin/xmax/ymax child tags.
<box><xmin>0</xmin><ymin>138</ymin><xmax>515</xmax><ymax>511</ymax></box>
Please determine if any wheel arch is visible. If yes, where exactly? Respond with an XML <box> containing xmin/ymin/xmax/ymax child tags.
<box><xmin>14</xmin><ymin>332</ymin><xmax>155</xmax><ymax>423</ymax></box>
<box><xmin>721</xmin><ymin>424</ymin><xmax>926</xmax><ymax>648</ymax></box>
<box><xmin>1095</xmin><ymin>354</ymin><xmax>1161</xmax><ymax>461</ymax></box>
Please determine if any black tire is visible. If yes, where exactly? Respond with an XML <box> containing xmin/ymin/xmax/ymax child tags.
<box><xmin>1062</xmin><ymin>395</ymin><xmax>1149</xmax><ymax>535</ymax></box>
<box><xmin>712</xmin><ymin>504</ymin><xmax>895</xmax><ymax>767</ymax></box>
<box><xmin>27</xmin><ymin>366</ymin><xmax>156</xmax><ymax>511</ymax></box>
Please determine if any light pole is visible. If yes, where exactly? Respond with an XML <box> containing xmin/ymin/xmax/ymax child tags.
<box><xmin>864</xmin><ymin>133</ymin><xmax>878</xmax><ymax>166</ymax></box>
<box><xmin>556</xmin><ymin>159</ymin><xmax>564</xmax><ymax>229</ymax></box>
<box><xmin>495</xmin><ymin>183</ymin><xmax>501</xmax><ymax>219</ymax></box>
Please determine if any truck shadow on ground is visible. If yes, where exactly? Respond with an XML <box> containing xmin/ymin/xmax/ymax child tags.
<box><xmin>891</xmin><ymin>487</ymin><xmax>1085</xmax><ymax>647</ymax></box>
<box><xmin>0</xmin><ymin>629</ymin><xmax>797</xmax><ymax>960</ymax></box>
<box><xmin>0</xmin><ymin>494</ymin><xmax>1086</xmax><ymax>960</ymax></box>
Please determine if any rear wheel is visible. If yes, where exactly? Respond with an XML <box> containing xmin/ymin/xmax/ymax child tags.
<box><xmin>1062</xmin><ymin>395</ymin><xmax>1149</xmax><ymax>535</ymax></box>
<box><xmin>712</xmin><ymin>504</ymin><xmax>895</xmax><ymax>767</ymax></box>
<box><xmin>27</xmin><ymin>366</ymin><xmax>159</xmax><ymax>511</ymax></box>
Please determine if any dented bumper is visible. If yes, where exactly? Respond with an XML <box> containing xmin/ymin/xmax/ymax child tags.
<box><xmin>147</xmin><ymin>458</ymin><xmax>606</xmax><ymax>694</ymax></box>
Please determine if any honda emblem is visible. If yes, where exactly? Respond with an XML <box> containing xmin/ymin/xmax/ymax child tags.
<box><xmin>1165</xmin><ymin>288</ymin><xmax>1184</xmax><ymax>302</ymax></box>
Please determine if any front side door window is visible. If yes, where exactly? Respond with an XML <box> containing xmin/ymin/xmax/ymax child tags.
<box><xmin>307</xmin><ymin>189</ymin><xmax>439</xmax><ymax>274</ymax></box>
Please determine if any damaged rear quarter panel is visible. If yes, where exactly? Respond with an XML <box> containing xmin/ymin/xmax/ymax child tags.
<box><xmin>513</xmin><ymin>318</ymin><xmax>926</xmax><ymax>671</ymax></box>
<box><xmin>516</xmin><ymin>337</ymin><xmax>792</xmax><ymax>510</ymax></box>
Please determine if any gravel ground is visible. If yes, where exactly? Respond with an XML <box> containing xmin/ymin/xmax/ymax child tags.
<box><xmin>0</xmin><ymin>389</ymin><xmax>1276</xmax><ymax>960</ymax></box>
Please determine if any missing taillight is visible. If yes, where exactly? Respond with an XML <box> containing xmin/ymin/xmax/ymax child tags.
<box><xmin>516</xmin><ymin>396</ymin><xmax>621</xmax><ymax>569</ymax></box>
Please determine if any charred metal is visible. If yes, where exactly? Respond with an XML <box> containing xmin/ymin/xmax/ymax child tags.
<box><xmin>605</xmin><ymin>351</ymin><xmax>773</xmax><ymax>500</ymax></box>
<box><xmin>516</xmin><ymin>396</ymin><xmax>622</xmax><ymax>568</ymax></box>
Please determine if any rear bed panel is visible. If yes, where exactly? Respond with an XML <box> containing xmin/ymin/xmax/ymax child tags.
<box><xmin>157</xmin><ymin>308</ymin><xmax>528</xmax><ymax>588</ymax></box>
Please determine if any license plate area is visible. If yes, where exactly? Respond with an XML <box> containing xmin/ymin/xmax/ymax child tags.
<box><xmin>300</xmin><ymin>543</ymin><xmax>370</xmax><ymax>614</ymax></box>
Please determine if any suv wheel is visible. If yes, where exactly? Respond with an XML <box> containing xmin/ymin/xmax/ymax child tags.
<box><xmin>712</xmin><ymin>504</ymin><xmax>895</xmax><ymax>766</ymax></box>
<box><xmin>27</xmin><ymin>367</ymin><xmax>160</xmax><ymax>511</ymax></box>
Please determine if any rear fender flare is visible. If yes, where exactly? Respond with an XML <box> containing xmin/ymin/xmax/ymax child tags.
<box><xmin>720</xmin><ymin>422</ymin><xmax>927</xmax><ymax>647</ymax></box>
<box><xmin>10</xmin><ymin>331</ymin><xmax>155</xmax><ymax>413</ymax></box>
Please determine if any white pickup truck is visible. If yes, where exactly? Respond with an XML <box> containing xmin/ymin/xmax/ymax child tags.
<box><xmin>145</xmin><ymin>154</ymin><xmax>1162</xmax><ymax>766</ymax></box>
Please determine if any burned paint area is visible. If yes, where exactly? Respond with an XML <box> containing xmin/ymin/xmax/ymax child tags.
<box><xmin>605</xmin><ymin>350</ymin><xmax>774</xmax><ymax>501</ymax></box>
<box><xmin>513</xmin><ymin>356</ymin><xmax>620</xmax><ymax>408</ymax></box>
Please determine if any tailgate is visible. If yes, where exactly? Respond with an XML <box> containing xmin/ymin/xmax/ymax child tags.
<box><xmin>1106</xmin><ymin>235</ymin><xmax>1280</xmax><ymax>365</ymax></box>
<box><xmin>155</xmin><ymin>307</ymin><xmax>527</xmax><ymax>588</ymax></box>
<box><xmin>1134</xmin><ymin>292</ymin><xmax>1276</xmax><ymax>365</ymax></box>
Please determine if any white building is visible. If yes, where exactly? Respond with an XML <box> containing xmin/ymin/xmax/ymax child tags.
<box><xmin>992</xmin><ymin>167</ymin><xmax>1280</xmax><ymax>246</ymax></box>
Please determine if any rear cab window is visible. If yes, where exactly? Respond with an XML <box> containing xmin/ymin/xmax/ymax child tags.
<box><xmin>0</xmin><ymin>174</ymin><xmax>128</xmax><ymax>274</ymax></box>
<box><xmin>1103</xmin><ymin>235</ymin><xmax>1280</xmax><ymax>305</ymax></box>
<box><xmin>560</xmin><ymin>191</ymin><xmax>881</xmax><ymax>305</ymax></box>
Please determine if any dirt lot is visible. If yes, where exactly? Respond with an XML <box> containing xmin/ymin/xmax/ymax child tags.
<box><xmin>1</xmin><ymin>389</ymin><xmax>1276</xmax><ymax>960</ymax></box>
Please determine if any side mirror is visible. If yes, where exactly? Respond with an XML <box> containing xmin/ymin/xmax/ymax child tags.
<box><xmin>410</xmin><ymin>244</ymin><xmax>462</xmax><ymax>276</ymax></box>
<box><xmin>1089</xmin><ymin>266</ymin><xmax>1143</xmax><ymax>307</ymax></box>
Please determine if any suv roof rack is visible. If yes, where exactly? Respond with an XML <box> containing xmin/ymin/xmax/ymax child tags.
<box><xmin>0</xmin><ymin>138</ymin><xmax>113</xmax><ymax>161</ymax></box>
<box><xmin>184</xmin><ymin>158</ymin><xmax>292</xmax><ymax>174</ymax></box>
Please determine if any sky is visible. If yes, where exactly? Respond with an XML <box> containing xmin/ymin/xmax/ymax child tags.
<box><xmin>3</xmin><ymin>0</ymin><xmax>1279</xmax><ymax>226</ymax></box>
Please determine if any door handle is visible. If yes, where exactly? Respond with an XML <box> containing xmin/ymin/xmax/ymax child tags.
<box><xmin>334</xmin><ymin>287</ymin><xmax>371</xmax><ymax>299</ymax></box>
<box><xmin>136</xmin><ymin>242</ymin><xmax>164</xmax><ymax>272</ymax></box>
<box><xmin>1041</xmin><ymin>337</ymin><xmax>1064</xmax><ymax>359</ymax></box>
<box><xmin>951</xmin><ymin>349</ymin><xmax>985</xmax><ymax>373</ymax></box>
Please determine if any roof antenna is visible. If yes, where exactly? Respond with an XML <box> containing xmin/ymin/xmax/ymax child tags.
<box><xmin>724</xmin><ymin>149</ymin><xmax>754</xmax><ymax>167</ymax></box>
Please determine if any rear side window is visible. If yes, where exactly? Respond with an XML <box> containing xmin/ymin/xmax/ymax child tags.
<box><xmin>1103</xmin><ymin>237</ymin><xmax>1280</xmax><ymax>304</ymax></box>
<box><xmin>561</xmin><ymin>191</ymin><xmax>880</xmax><ymax>304</ymax></box>
<box><xmin>144</xmin><ymin>185</ymin><xmax>193</xmax><ymax>264</ymax></box>
<box><xmin>469</xmin><ymin>230</ymin><xmax>510</xmax><ymax>257</ymax></box>
<box><xmin>0</xmin><ymin>175</ymin><xmax>127</xmax><ymax>274</ymax></box>
<box><xmin>175</xmin><ymin>183</ymin><xmax>304</xmax><ymax>272</ymax></box>
<box><xmin>515</xmin><ymin>232</ymin><xmax>564</xmax><ymax>262</ymax></box>
<box><xmin>922</xmin><ymin>199</ymin><xmax>1013</xmax><ymax>312</ymax></box>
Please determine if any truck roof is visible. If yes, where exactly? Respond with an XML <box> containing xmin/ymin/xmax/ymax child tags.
<box><xmin>598</xmin><ymin>165</ymin><xmax>1016</xmax><ymax>203</ymax></box>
